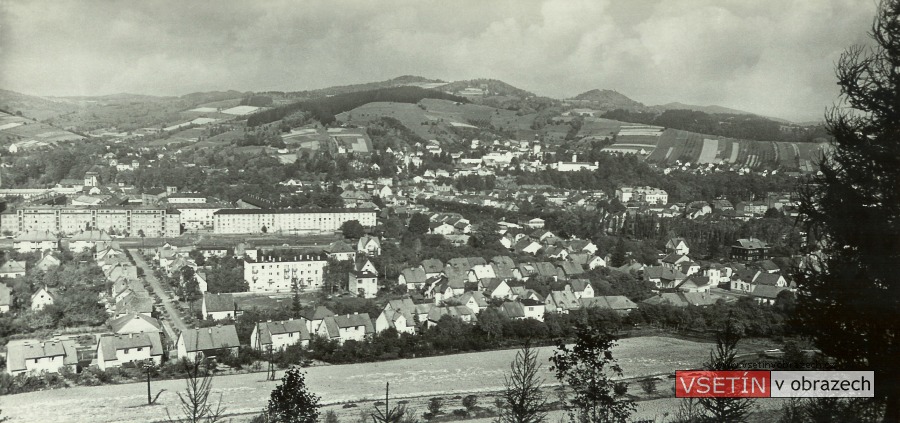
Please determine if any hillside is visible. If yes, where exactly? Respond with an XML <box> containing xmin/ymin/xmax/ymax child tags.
<box><xmin>570</xmin><ymin>89</ymin><xmax>648</xmax><ymax>111</ymax></box>
<box><xmin>653</xmin><ymin>102</ymin><xmax>792</xmax><ymax>124</ymax></box>
<box><xmin>0</xmin><ymin>89</ymin><xmax>83</xmax><ymax>121</ymax></box>
<box><xmin>287</xmin><ymin>75</ymin><xmax>447</xmax><ymax>98</ymax></box>
<box><xmin>440</xmin><ymin>78</ymin><xmax>537</xmax><ymax>98</ymax></box>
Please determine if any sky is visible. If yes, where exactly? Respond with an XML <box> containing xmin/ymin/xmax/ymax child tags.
<box><xmin>0</xmin><ymin>0</ymin><xmax>877</xmax><ymax>122</ymax></box>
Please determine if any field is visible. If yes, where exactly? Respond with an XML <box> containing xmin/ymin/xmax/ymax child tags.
<box><xmin>2</xmin><ymin>336</ymin><xmax>715</xmax><ymax>422</ymax></box>
<box><xmin>622</xmin><ymin>128</ymin><xmax>831</xmax><ymax>170</ymax></box>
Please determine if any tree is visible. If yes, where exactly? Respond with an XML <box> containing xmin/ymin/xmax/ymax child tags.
<box><xmin>266</xmin><ymin>367</ymin><xmax>321</xmax><ymax>423</ymax></box>
<box><xmin>698</xmin><ymin>320</ymin><xmax>752</xmax><ymax>423</ymax></box>
<box><xmin>793</xmin><ymin>2</ymin><xmax>900</xmax><ymax>421</ymax></box>
<box><xmin>609</xmin><ymin>237</ymin><xmax>627</xmax><ymax>268</ymax></box>
<box><xmin>181</xmin><ymin>266</ymin><xmax>201</xmax><ymax>312</ymax></box>
<box><xmin>549</xmin><ymin>326</ymin><xmax>634</xmax><ymax>423</ymax></box>
<box><xmin>462</xmin><ymin>395</ymin><xmax>478</xmax><ymax>415</ymax></box>
<box><xmin>166</xmin><ymin>359</ymin><xmax>226</xmax><ymax>423</ymax></box>
<box><xmin>496</xmin><ymin>341</ymin><xmax>547</xmax><ymax>423</ymax></box>
<box><xmin>408</xmin><ymin>213</ymin><xmax>430</xmax><ymax>235</ymax></box>
<box><xmin>370</xmin><ymin>382</ymin><xmax>410</xmax><ymax>423</ymax></box>
<box><xmin>426</xmin><ymin>397</ymin><xmax>443</xmax><ymax>419</ymax></box>
<box><xmin>341</xmin><ymin>220</ymin><xmax>365</xmax><ymax>239</ymax></box>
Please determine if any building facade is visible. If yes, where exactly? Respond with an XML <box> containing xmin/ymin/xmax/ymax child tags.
<box><xmin>8</xmin><ymin>206</ymin><xmax>180</xmax><ymax>237</ymax></box>
<box><xmin>213</xmin><ymin>209</ymin><xmax>376</xmax><ymax>234</ymax></box>
<box><xmin>244</xmin><ymin>253</ymin><xmax>328</xmax><ymax>293</ymax></box>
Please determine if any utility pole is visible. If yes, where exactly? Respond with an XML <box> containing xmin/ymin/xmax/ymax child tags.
<box><xmin>143</xmin><ymin>361</ymin><xmax>153</xmax><ymax>405</ymax></box>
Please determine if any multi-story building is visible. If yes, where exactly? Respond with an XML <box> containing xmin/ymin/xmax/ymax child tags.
<box><xmin>244</xmin><ymin>253</ymin><xmax>328</xmax><ymax>293</ymax></box>
<box><xmin>7</xmin><ymin>206</ymin><xmax>180</xmax><ymax>237</ymax></box>
<box><xmin>731</xmin><ymin>238</ymin><xmax>770</xmax><ymax>261</ymax></box>
<box><xmin>615</xmin><ymin>186</ymin><xmax>668</xmax><ymax>205</ymax></box>
<box><xmin>213</xmin><ymin>209</ymin><xmax>376</xmax><ymax>234</ymax></box>
<box><xmin>174</xmin><ymin>203</ymin><xmax>226</xmax><ymax>231</ymax></box>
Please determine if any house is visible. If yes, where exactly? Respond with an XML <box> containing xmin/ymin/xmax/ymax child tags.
<box><xmin>665</xmin><ymin>238</ymin><xmax>690</xmax><ymax>256</ymax></box>
<box><xmin>499</xmin><ymin>301</ymin><xmax>527</xmax><ymax>320</ymax></box>
<box><xmin>544</xmin><ymin>246</ymin><xmax>569</xmax><ymax>260</ymax></box>
<box><xmin>316</xmin><ymin>313</ymin><xmax>375</xmax><ymax>344</ymax></box>
<box><xmin>483</xmin><ymin>279</ymin><xmax>512</xmax><ymax>299</ymax></box>
<box><xmin>96</xmin><ymin>332</ymin><xmax>164</xmax><ymax>370</ymax></box>
<box><xmin>754</xmin><ymin>259</ymin><xmax>781</xmax><ymax>274</ymax></box>
<box><xmin>302</xmin><ymin>306</ymin><xmax>336</xmax><ymax>333</ymax></box>
<box><xmin>0</xmin><ymin>283</ymin><xmax>12</xmax><ymax>313</ymax></box>
<box><xmin>643</xmin><ymin>266</ymin><xmax>688</xmax><ymax>290</ymax></box>
<box><xmin>109</xmin><ymin>313</ymin><xmax>162</xmax><ymax>335</ymax></box>
<box><xmin>419</xmin><ymin>259</ymin><xmax>444</xmax><ymax>279</ymax></box>
<box><xmin>676</xmin><ymin>275</ymin><xmax>713</xmax><ymax>293</ymax></box>
<box><xmin>526</xmin><ymin>218</ymin><xmax>545</xmax><ymax>229</ymax></box>
<box><xmin>30</xmin><ymin>286</ymin><xmax>56</xmax><ymax>311</ymax></box>
<box><xmin>251</xmin><ymin>319</ymin><xmax>311</xmax><ymax>351</ymax></box>
<box><xmin>545</xmin><ymin>290</ymin><xmax>581</xmax><ymax>314</ymax></box>
<box><xmin>357</xmin><ymin>236</ymin><xmax>381</xmax><ymax>256</ymax></box>
<box><xmin>558</xmin><ymin>262</ymin><xmax>585</xmax><ymax>280</ymax></box>
<box><xmin>114</xmin><ymin>292</ymin><xmax>154</xmax><ymax>318</ymax></box>
<box><xmin>176</xmin><ymin>325</ymin><xmax>241</xmax><ymax>362</ymax></box>
<box><xmin>431</xmin><ymin>222</ymin><xmax>456</xmax><ymax>235</ymax></box>
<box><xmin>567</xmin><ymin>239</ymin><xmax>598</xmax><ymax>255</ymax></box>
<box><xmin>324</xmin><ymin>240</ymin><xmax>357</xmax><ymax>262</ymax></box>
<box><xmin>750</xmin><ymin>285</ymin><xmax>790</xmax><ymax>305</ymax></box>
<box><xmin>0</xmin><ymin>260</ymin><xmax>27</xmax><ymax>279</ymax></box>
<box><xmin>580</xmin><ymin>296</ymin><xmax>638</xmax><ymax>315</ymax></box>
<box><xmin>426</xmin><ymin>305</ymin><xmax>476</xmax><ymax>327</ymax></box>
<box><xmin>6</xmin><ymin>339</ymin><xmax>78</xmax><ymax>376</ymax></box>
<box><xmin>567</xmin><ymin>279</ymin><xmax>594</xmax><ymax>299</ymax></box>
<box><xmin>660</xmin><ymin>253</ymin><xmax>691</xmax><ymax>269</ymax></box>
<box><xmin>568</xmin><ymin>253</ymin><xmax>606</xmax><ymax>270</ymax></box>
<box><xmin>68</xmin><ymin>230</ymin><xmax>113</xmax><ymax>253</ymax></box>
<box><xmin>13</xmin><ymin>231</ymin><xmax>59</xmax><ymax>253</ymax></box>
<box><xmin>195</xmin><ymin>271</ymin><xmax>208</xmax><ymax>293</ymax></box>
<box><xmin>457</xmin><ymin>291</ymin><xmax>489</xmax><ymax>315</ymax></box>
<box><xmin>34</xmin><ymin>254</ymin><xmax>61</xmax><ymax>272</ymax></box>
<box><xmin>375</xmin><ymin>303</ymin><xmax>417</xmax><ymax>335</ymax></box>
<box><xmin>642</xmin><ymin>292</ymin><xmax>723</xmax><ymax>308</ymax></box>
<box><xmin>348</xmin><ymin>271</ymin><xmax>378</xmax><ymax>298</ymax></box>
<box><xmin>532</xmin><ymin>262</ymin><xmax>562</xmax><ymax>280</ymax></box>
<box><xmin>201</xmin><ymin>293</ymin><xmax>241</xmax><ymax>320</ymax></box>
<box><xmin>399</xmin><ymin>267</ymin><xmax>428</xmax><ymax>291</ymax></box>
<box><xmin>678</xmin><ymin>261</ymin><xmax>701</xmax><ymax>276</ymax></box>
<box><xmin>514</xmin><ymin>238</ymin><xmax>542</xmax><ymax>255</ymax></box>
<box><xmin>520</xmin><ymin>299</ymin><xmax>546</xmax><ymax>321</ymax></box>
<box><xmin>731</xmin><ymin>238</ymin><xmax>770</xmax><ymax>261</ymax></box>
<box><xmin>467</xmin><ymin>264</ymin><xmax>497</xmax><ymax>283</ymax></box>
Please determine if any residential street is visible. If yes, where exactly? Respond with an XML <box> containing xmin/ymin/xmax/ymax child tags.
<box><xmin>129</xmin><ymin>249</ymin><xmax>189</xmax><ymax>333</ymax></box>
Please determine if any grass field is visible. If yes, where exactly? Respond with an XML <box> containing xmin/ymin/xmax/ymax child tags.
<box><xmin>1</xmin><ymin>336</ymin><xmax>715</xmax><ymax>422</ymax></box>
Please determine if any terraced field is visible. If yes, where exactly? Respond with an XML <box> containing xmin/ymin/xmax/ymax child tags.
<box><xmin>617</xmin><ymin>128</ymin><xmax>830</xmax><ymax>170</ymax></box>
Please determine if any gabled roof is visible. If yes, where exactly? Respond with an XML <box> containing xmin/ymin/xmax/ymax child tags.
<box><xmin>661</xmin><ymin>253</ymin><xmax>689</xmax><ymax>264</ymax></box>
<box><xmin>569</xmin><ymin>279</ymin><xmax>591</xmax><ymax>293</ymax></box>
<box><xmin>753</xmin><ymin>272</ymin><xmax>785</xmax><ymax>286</ymax></box>
<box><xmin>469</xmin><ymin>264</ymin><xmax>496</xmax><ymax>280</ymax></box>
<box><xmin>580</xmin><ymin>295</ymin><xmax>637</xmax><ymax>311</ymax></box>
<box><xmin>559</xmin><ymin>262</ymin><xmax>584</xmax><ymax>276</ymax></box>
<box><xmin>491</xmin><ymin>256</ymin><xmax>516</xmax><ymax>269</ymax></box>
<box><xmin>400</xmin><ymin>267</ymin><xmax>427</xmax><ymax>284</ymax></box>
<box><xmin>35</xmin><ymin>255</ymin><xmax>61</xmax><ymax>270</ymax></box>
<box><xmin>332</xmin><ymin>313</ymin><xmax>375</xmax><ymax>333</ymax></box>
<box><xmin>500</xmin><ymin>302</ymin><xmax>526</xmax><ymax>318</ymax></box>
<box><xmin>0</xmin><ymin>260</ymin><xmax>27</xmax><ymax>274</ymax></box>
<box><xmin>751</xmin><ymin>284</ymin><xmax>789</xmax><ymax>299</ymax></box>
<box><xmin>533</xmin><ymin>262</ymin><xmax>559</xmax><ymax>278</ymax></box>
<box><xmin>459</xmin><ymin>291</ymin><xmax>488</xmax><ymax>308</ymax></box>
<box><xmin>98</xmin><ymin>333</ymin><xmax>163</xmax><ymax>361</ymax></box>
<box><xmin>483</xmin><ymin>279</ymin><xmax>508</xmax><ymax>296</ymax></box>
<box><xmin>642</xmin><ymin>292</ymin><xmax>721</xmax><ymax>307</ymax></box>
<box><xmin>549</xmin><ymin>290</ymin><xmax>581</xmax><ymax>311</ymax></box>
<box><xmin>420</xmin><ymin>259</ymin><xmax>444</xmax><ymax>274</ymax></box>
<box><xmin>643</xmin><ymin>266</ymin><xmax>687</xmax><ymax>281</ymax></box>
<box><xmin>734</xmin><ymin>238</ymin><xmax>768</xmax><ymax>249</ymax></box>
<box><xmin>6</xmin><ymin>340</ymin><xmax>77</xmax><ymax>372</ymax></box>
<box><xmin>324</xmin><ymin>240</ymin><xmax>355</xmax><ymax>254</ymax></box>
<box><xmin>181</xmin><ymin>325</ymin><xmax>240</xmax><ymax>352</ymax></box>
<box><xmin>109</xmin><ymin>313</ymin><xmax>161</xmax><ymax>333</ymax></box>
<box><xmin>0</xmin><ymin>283</ymin><xmax>11</xmax><ymax>307</ymax></box>
<box><xmin>304</xmin><ymin>306</ymin><xmax>336</xmax><ymax>320</ymax></box>
<box><xmin>14</xmin><ymin>231</ymin><xmax>58</xmax><ymax>242</ymax></box>
<box><xmin>203</xmin><ymin>293</ymin><xmax>237</xmax><ymax>313</ymax></box>
<box><xmin>257</xmin><ymin>319</ymin><xmax>310</xmax><ymax>345</ymax></box>
<box><xmin>116</xmin><ymin>292</ymin><xmax>152</xmax><ymax>315</ymax></box>
<box><xmin>427</xmin><ymin>305</ymin><xmax>474</xmax><ymax>322</ymax></box>
<box><xmin>754</xmin><ymin>259</ymin><xmax>780</xmax><ymax>272</ymax></box>
<box><xmin>677</xmin><ymin>275</ymin><xmax>712</xmax><ymax>290</ymax></box>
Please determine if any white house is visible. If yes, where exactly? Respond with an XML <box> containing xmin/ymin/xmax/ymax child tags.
<box><xmin>176</xmin><ymin>325</ymin><xmax>241</xmax><ymax>362</ymax></box>
<box><xmin>251</xmin><ymin>319</ymin><xmax>311</xmax><ymax>351</ymax></box>
<box><xmin>96</xmin><ymin>332</ymin><xmax>164</xmax><ymax>370</ymax></box>
<box><xmin>30</xmin><ymin>286</ymin><xmax>56</xmax><ymax>311</ymax></box>
<box><xmin>6</xmin><ymin>339</ymin><xmax>77</xmax><ymax>376</ymax></box>
<box><xmin>201</xmin><ymin>293</ymin><xmax>240</xmax><ymax>321</ymax></box>
<box><xmin>315</xmin><ymin>313</ymin><xmax>375</xmax><ymax>345</ymax></box>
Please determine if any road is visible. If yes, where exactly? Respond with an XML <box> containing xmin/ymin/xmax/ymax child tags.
<box><xmin>130</xmin><ymin>249</ymin><xmax>189</xmax><ymax>333</ymax></box>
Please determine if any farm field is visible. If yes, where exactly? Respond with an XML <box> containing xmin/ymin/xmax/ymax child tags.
<box><xmin>2</xmin><ymin>336</ymin><xmax>714</xmax><ymax>422</ymax></box>
<box><xmin>619</xmin><ymin>128</ymin><xmax>830</xmax><ymax>170</ymax></box>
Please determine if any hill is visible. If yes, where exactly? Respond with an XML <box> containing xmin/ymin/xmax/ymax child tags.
<box><xmin>440</xmin><ymin>78</ymin><xmax>536</xmax><ymax>98</ymax></box>
<box><xmin>247</xmin><ymin>86</ymin><xmax>470</xmax><ymax>127</ymax></box>
<box><xmin>570</xmin><ymin>89</ymin><xmax>648</xmax><ymax>111</ymax></box>
<box><xmin>653</xmin><ymin>102</ymin><xmax>792</xmax><ymax>123</ymax></box>
<box><xmin>286</xmin><ymin>75</ymin><xmax>447</xmax><ymax>98</ymax></box>
<box><xmin>0</xmin><ymin>89</ymin><xmax>83</xmax><ymax>121</ymax></box>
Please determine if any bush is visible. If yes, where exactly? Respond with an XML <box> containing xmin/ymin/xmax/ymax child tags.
<box><xmin>639</xmin><ymin>377</ymin><xmax>658</xmax><ymax>395</ymax></box>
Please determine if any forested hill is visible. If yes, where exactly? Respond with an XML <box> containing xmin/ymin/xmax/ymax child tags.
<box><xmin>602</xmin><ymin>108</ymin><xmax>830</xmax><ymax>143</ymax></box>
<box><xmin>246</xmin><ymin>86</ymin><xmax>469</xmax><ymax>126</ymax></box>
<box><xmin>284</xmin><ymin>75</ymin><xmax>446</xmax><ymax>97</ymax></box>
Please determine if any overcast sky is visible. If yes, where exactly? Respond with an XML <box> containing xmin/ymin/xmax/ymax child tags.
<box><xmin>0</xmin><ymin>0</ymin><xmax>876</xmax><ymax>121</ymax></box>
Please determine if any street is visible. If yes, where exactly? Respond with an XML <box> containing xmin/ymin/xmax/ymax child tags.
<box><xmin>129</xmin><ymin>249</ymin><xmax>189</xmax><ymax>333</ymax></box>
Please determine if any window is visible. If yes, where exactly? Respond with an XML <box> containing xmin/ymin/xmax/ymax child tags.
<box><xmin>34</xmin><ymin>359</ymin><xmax>39</xmax><ymax>363</ymax></box>
<box><xmin>124</xmin><ymin>349</ymin><xmax>129</xmax><ymax>354</ymax></box>
<box><xmin>137</xmin><ymin>347</ymin><xmax>143</xmax><ymax>352</ymax></box>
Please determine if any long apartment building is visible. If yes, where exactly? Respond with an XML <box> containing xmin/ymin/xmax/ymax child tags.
<box><xmin>213</xmin><ymin>208</ymin><xmax>376</xmax><ymax>234</ymax></box>
<box><xmin>244</xmin><ymin>253</ymin><xmax>328</xmax><ymax>293</ymax></box>
<box><xmin>1</xmin><ymin>206</ymin><xmax>181</xmax><ymax>237</ymax></box>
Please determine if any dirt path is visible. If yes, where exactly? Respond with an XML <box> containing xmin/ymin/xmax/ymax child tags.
<box><xmin>130</xmin><ymin>249</ymin><xmax>188</xmax><ymax>333</ymax></box>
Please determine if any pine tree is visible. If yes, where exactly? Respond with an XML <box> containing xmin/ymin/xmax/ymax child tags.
<box><xmin>496</xmin><ymin>341</ymin><xmax>547</xmax><ymax>423</ymax></box>
<box><xmin>794</xmin><ymin>1</ymin><xmax>900</xmax><ymax>421</ymax></box>
<box><xmin>266</xmin><ymin>367</ymin><xmax>321</xmax><ymax>423</ymax></box>
<box><xmin>698</xmin><ymin>320</ymin><xmax>752</xmax><ymax>423</ymax></box>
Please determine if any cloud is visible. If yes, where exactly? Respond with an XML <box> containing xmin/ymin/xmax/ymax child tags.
<box><xmin>0</xmin><ymin>0</ymin><xmax>876</xmax><ymax>121</ymax></box>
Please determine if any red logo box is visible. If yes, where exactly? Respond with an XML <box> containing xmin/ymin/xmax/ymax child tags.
<box><xmin>676</xmin><ymin>370</ymin><xmax>771</xmax><ymax>398</ymax></box>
